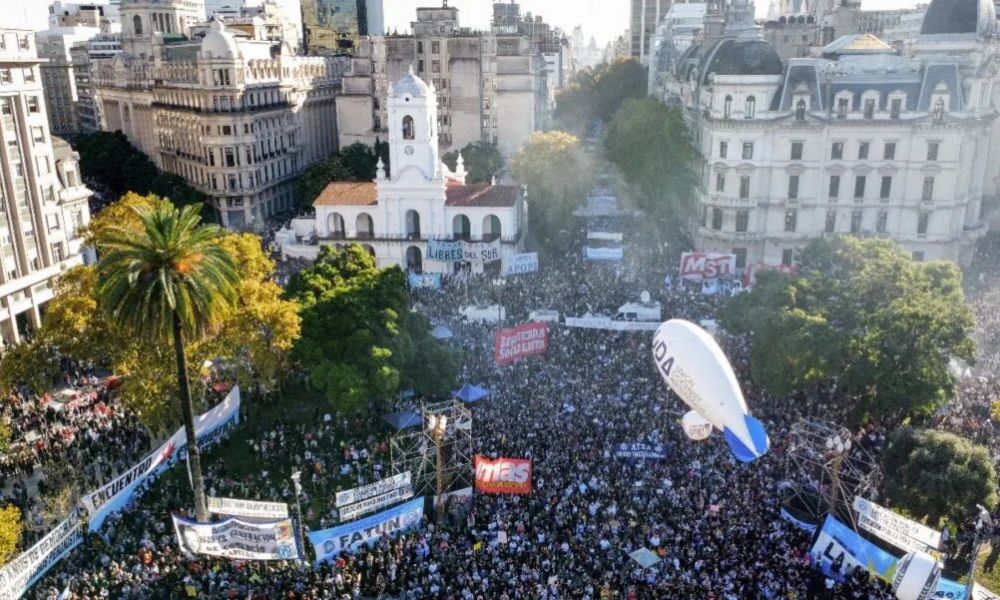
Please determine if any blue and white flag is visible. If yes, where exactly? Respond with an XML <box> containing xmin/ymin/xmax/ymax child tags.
<box><xmin>308</xmin><ymin>497</ymin><xmax>424</xmax><ymax>565</ymax></box>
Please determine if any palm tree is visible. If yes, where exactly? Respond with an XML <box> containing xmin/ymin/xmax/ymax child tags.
<box><xmin>95</xmin><ymin>199</ymin><xmax>238</xmax><ymax>522</ymax></box>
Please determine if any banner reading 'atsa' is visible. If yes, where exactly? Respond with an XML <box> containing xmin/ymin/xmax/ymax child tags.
<box><xmin>679</xmin><ymin>252</ymin><xmax>737</xmax><ymax>281</ymax></box>
<box><xmin>494</xmin><ymin>322</ymin><xmax>548</xmax><ymax>365</ymax></box>
<box><xmin>474</xmin><ymin>456</ymin><xmax>532</xmax><ymax>495</ymax></box>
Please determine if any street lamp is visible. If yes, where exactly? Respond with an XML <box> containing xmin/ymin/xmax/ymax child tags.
<box><xmin>824</xmin><ymin>429</ymin><xmax>852</xmax><ymax>516</ymax></box>
<box><xmin>426</xmin><ymin>414</ymin><xmax>448</xmax><ymax>525</ymax></box>
<box><xmin>290</xmin><ymin>470</ymin><xmax>305</xmax><ymax>562</ymax></box>
<box><xmin>966</xmin><ymin>504</ymin><xmax>994</xmax><ymax>597</ymax></box>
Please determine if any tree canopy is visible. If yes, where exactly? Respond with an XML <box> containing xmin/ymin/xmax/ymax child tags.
<box><xmin>720</xmin><ymin>237</ymin><xmax>976</xmax><ymax>420</ymax></box>
<box><xmin>442</xmin><ymin>141</ymin><xmax>504</xmax><ymax>184</ymax></box>
<box><xmin>554</xmin><ymin>59</ymin><xmax>648</xmax><ymax>136</ymax></box>
<box><xmin>0</xmin><ymin>505</ymin><xmax>21</xmax><ymax>567</ymax></box>
<box><xmin>296</xmin><ymin>142</ymin><xmax>389</xmax><ymax>209</ymax></box>
<box><xmin>882</xmin><ymin>427</ymin><xmax>998</xmax><ymax>527</ymax></box>
<box><xmin>286</xmin><ymin>244</ymin><xmax>458</xmax><ymax>412</ymax></box>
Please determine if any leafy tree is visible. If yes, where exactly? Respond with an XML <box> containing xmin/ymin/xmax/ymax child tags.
<box><xmin>0</xmin><ymin>505</ymin><xmax>21</xmax><ymax>566</ymax></box>
<box><xmin>721</xmin><ymin>237</ymin><xmax>976</xmax><ymax>420</ymax></box>
<box><xmin>295</xmin><ymin>142</ymin><xmax>389</xmax><ymax>209</ymax></box>
<box><xmin>287</xmin><ymin>244</ymin><xmax>457</xmax><ymax>412</ymax></box>
<box><xmin>604</xmin><ymin>97</ymin><xmax>697</xmax><ymax>225</ymax></box>
<box><xmin>0</xmin><ymin>418</ymin><xmax>10</xmax><ymax>454</ymax></box>
<box><xmin>554</xmin><ymin>59</ymin><xmax>647</xmax><ymax>136</ymax></box>
<box><xmin>510</xmin><ymin>131</ymin><xmax>594</xmax><ymax>254</ymax></box>
<box><xmin>442</xmin><ymin>141</ymin><xmax>504</xmax><ymax>184</ymax></box>
<box><xmin>882</xmin><ymin>427</ymin><xmax>998</xmax><ymax>527</ymax></box>
<box><xmin>95</xmin><ymin>199</ymin><xmax>240</xmax><ymax>522</ymax></box>
<box><xmin>0</xmin><ymin>339</ymin><xmax>58</xmax><ymax>397</ymax></box>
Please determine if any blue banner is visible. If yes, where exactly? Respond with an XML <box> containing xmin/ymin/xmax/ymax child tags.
<box><xmin>584</xmin><ymin>247</ymin><xmax>624</xmax><ymax>261</ymax></box>
<box><xmin>308</xmin><ymin>497</ymin><xmax>424</xmax><ymax>565</ymax></box>
<box><xmin>810</xmin><ymin>516</ymin><xmax>965</xmax><ymax>599</ymax></box>
<box><xmin>408</xmin><ymin>273</ymin><xmax>442</xmax><ymax>290</ymax></box>
<box><xmin>427</xmin><ymin>240</ymin><xmax>463</xmax><ymax>262</ymax></box>
<box><xmin>779</xmin><ymin>508</ymin><xmax>818</xmax><ymax>534</ymax></box>
<box><xmin>613</xmin><ymin>443</ymin><xmax>669</xmax><ymax>460</ymax></box>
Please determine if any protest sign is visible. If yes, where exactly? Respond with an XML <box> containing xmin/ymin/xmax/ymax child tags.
<box><xmin>474</xmin><ymin>456</ymin><xmax>532</xmax><ymax>495</ymax></box>
<box><xmin>502</xmin><ymin>253</ymin><xmax>538</xmax><ymax>276</ymax></box>
<box><xmin>0</xmin><ymin>511</ymin><xmax>82</xmax><ymax>600</ymax></box>
<box><xmin>852</xmin><ymin>496</ymin><xmax>942</xmax><ymax>554</ymax></box>
<box><xmin>308</xmin><ymin>497</ymin><xmax>425</xmax><ymax>564</ymax></box>
<box><xmin>613</xmin><ymin>443</ymin><xmax>669</xmax><ymax>460</ymax></box>
<box><xmin>494</xmin><ymin>322</ymin><xmax>548</xmax><ymax>365</ymax></box>
<box><xmin>208</xmin><ymin>497</ymin><xmax>289</xmax><ymax>520</ymax></box>
<box><xmin>679</xmin><ymin>252</ymin><xmax>736</xmax><ymax>281</ymax></box>
<box><xmin>173</xmin><ymin>515</ymin><xmax>300</xmax><ymax>561</ymax></box>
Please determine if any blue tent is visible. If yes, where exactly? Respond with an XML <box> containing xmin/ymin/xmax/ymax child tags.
<box><xmin>431</xmin><ymin>325</ymin><xmax>453</xmax><ymax>340</ymax></box>
<box><xmin>453</xmin><ymin>384</ymin><xmax>490</xmax><ymax>403</ymax></box>
<box><xmin>383</xmin><ymin>411</ymin><xmax>422</xmax><ymax>431</ymax></box>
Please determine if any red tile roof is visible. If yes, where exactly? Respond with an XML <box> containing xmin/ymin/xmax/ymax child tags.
<box><xmin>313</xmin><ymin>182</ymin><xmax>378</xmax><ymax>206</ymax></box>
<box><xmin>445</xmin><ymin>183</ymin><xmax>521</xmax><ymax>208</ymax></box>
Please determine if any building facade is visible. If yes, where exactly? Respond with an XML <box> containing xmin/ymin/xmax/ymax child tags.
<box><xmin>654</xmin><ymin>0</ymin><xmax>998</xmax><ymax>270</ymax></box>
<box><xmin>278</xmin><ymin>68</ymin><xmax>525</xmax><ymax>273</ymax></box>
<box><xmin>631</xmin><ymin>0</ymin><xmax>672</xmax><ymax>64</ymax></box>
<box><xmin>0</xmin><ymin>29</ymin><xmax>93</xmax><ymax>346</ymax></box>
<box><xmin>301</xmin><ymin>0</ymin><xmax>382</xmax><ymax>55</ymax></box>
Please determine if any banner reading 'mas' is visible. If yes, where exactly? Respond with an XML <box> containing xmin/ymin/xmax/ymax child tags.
<box><xmin>494</xmin><ymin>322</ymin><xmax>548</xmax><ymax>365</ymax></box>
<box><xmin>173</xmin><ymin>514</ymin><xmax>300</xmax><ymax>561</ymax></box>
<box><xmin>308</xmin><ymin>497</ymin><xmax>424</xmax><ymax>565</ymax></box>
<box><xmin>0</xmin><ymin>511</ymin><xmax>82</xmax><ymax>600</ymax></box>
<box><xmin>474</xmin><ymin>456</ymin><xmax>532</xmax><ymax>495</ymax></box>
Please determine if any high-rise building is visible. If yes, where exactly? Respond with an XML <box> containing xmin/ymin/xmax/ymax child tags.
<box><xmin>0</xmin><ymin>29</ymin><xmax>93</xmax><ymax>345</ymax></box>
<box><xmin>301</xmin><ymin>0</ymin><xmax>381</xmax><ymax>54</ymax></box>
<box><xmin>630</xmin><ymin>0</ymin><xmax>671</xmax><ymax>64</ymax></box>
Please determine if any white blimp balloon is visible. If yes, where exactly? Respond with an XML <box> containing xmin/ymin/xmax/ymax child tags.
<box><xmin>681</xmin><ymin>410</ymin><xmax>713</xmax><ymax>441</ymax></box>
<box><xmin>652</xmin><ymin>319</ymin><xmax>770</xmax><ymax>462</ymax></box>
<box><xmin>892</xmin><ymin>551</ymin><xmax>941</xmax><ymax>600</ymax></box>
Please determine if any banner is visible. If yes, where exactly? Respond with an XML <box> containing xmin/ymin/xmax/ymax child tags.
<box><xmin>407</xmin><ymin>272</ymin><xmax>442</xmax><ymax>290</ymax></box>
<box><xmin>613</xmin><ymin>443</ymin><xmax>669</xmax><ymax>460</ymax></box>
<box><xmin>587</xmin><ymin>231</ymin><xmax>623</xmax><ymax>242</ymax></box>
<box><xmin>427</xmin><ymin>239</ymin><xmax>464</xmax><ymax>262</ymax></box>
<box><xmin>308</xmin><ymin>497</ymin><xmax>424</xmax><ymax>564</ymax></box>
<box><xmin>501</xmin><ymin>252</ymin><xmax>538</xmax><ymax>276</ymax></box>
<box><xmin>82</xmin><ymin>386</ymin><xmax>242</xmax><ymax>531</ymax></box>
<box><xmin>208</xmin><ymin>497</ymin><xmax>289</xmax><ymax>520</ymax></box>
<box><xmin>173</xmin><ymin>515</ymin><xmax>300</xmax><ymax>561</ymax></box>
<box><xmin>852</xmin><ymin>496</ymin><xmax>942</xmax><ymax>554</ymax></box>
<box><xmin>0</xmin><ymin>511</ymin><xmax>82</xmax><ymax>600</ymax></box>
<box><xmin>679</xmin><ymin>252</ymin><xmax>737</xmax><ymax>281</ymax></box>
<box><xmin>584</xmin><ymin>247</ymin><xmax>624</xmax><ymax>261</ymax></box>
<box><xmin>973</xmin><ymin>583</ymin><xmax>1000</xmax><ymax>600</ymax></box>
<box><xmin>336</xmin><ymin>472</ymin><xmax>412</xmax><ymax>507</ymax></box>
<box><xmin>462</xmin><ymin>241</ymin><xmax>501</xmax><ymax>264</ymax></box>
<box><xmin>564</xmin><ymin>317</ymin><xmax>660</xmax><ymax>331</ymax></box>
<box><xmin>494</xmin><ymin>322</ymin><xmax>548</xmax><ymax>365</ymax></box>
<box><xmin>338</xmin><ymin>486</ymin><xmax>414</xmax><ymax>522</ymax></box>
<box><xmin>474</xmin><ymin>456</ymin><xmax>532</xmax><ymax>495</ymax></box>
<box><xmin>779</xmin><ymin>508</ymin><xmax>818</xmax><ymax>534</ymax></box>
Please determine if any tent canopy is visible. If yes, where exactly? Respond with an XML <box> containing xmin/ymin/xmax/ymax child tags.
<box><xmin>431</xmin><ymin>325</ymin><xmax>453</xmax><ymax>340</ymax></box>
<box><xmin>453</xmin><ymin>384</ymin><xmax>490</xmax><ymax>403</ymax></box>
<box><xmin>628</xmin><ymin>548</ymin><xmax>662</xmax><ymax>569</ymax></box>
<box><xmin>383</xmin><ymin>411</ymin><xmax>422</xmax><ymax>431</ymax></box>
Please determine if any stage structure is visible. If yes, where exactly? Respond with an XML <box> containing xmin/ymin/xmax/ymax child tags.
<box><xmin>390</xmin><ymin>399</ymin><xmax>473</xmax><ymax>498</ymax></box>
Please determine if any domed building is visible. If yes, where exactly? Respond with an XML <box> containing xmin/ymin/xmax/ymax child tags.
<box><xmin>653</xmin><ymin>0</ymin><xmax>998</xmax><ymax>271</ymax></box>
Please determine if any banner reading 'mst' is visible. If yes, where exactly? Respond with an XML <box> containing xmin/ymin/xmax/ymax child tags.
<box><xmin>474</xmin><ymin>456</ymin><xmax>532</xmax><ymax>495</ymax></box>
<box><xmin>679</xmin><ymin>252</ymin><xmax>736</xmax><ymax>281</ymax></box>
<box><xmin>494</xmin><ymin>322</ymin><xmax>548</xmax><ymax>365</ymax></box>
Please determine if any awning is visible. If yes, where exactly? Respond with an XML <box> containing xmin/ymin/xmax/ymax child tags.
<box><xmin>453</xmin><ymin>384</ymin><xmax>490</xmax><ymax>403</ymax></box>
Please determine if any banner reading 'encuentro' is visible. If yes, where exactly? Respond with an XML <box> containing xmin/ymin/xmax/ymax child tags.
<box><xmin>494</xmin><ymin>322</ymin><xmax>548</xmax><ymax>365</ymax></box>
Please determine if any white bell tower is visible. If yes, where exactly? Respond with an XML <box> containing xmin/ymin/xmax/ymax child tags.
<box><xmin>387</xmin><ymin>66</ymin><xmax>440</xmax><ymax>181</ymax></box>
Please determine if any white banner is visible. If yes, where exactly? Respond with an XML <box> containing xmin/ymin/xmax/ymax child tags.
<box><xmin>208</xmin><ymin>496</ymin><xmax>289</xmax><ymax>520</ymax></box>
<box><xmin>336</xmin><ymin>472</ymin><xmax>412</xmax><ymax>508</ymax></box>
<box><xmin>587</xmin><ymin>231</ymin><xmax>623</xmax><ymax>242</ymax></box>
<box><xmin>462</xmin><ymin>241</ymin><xmax>502</xmax><ymax>264</ymax></box>
<box><xmin>584</xmin><ymin>247</ymin><xmax>624</xmax><ymax>261</ymax></box>
<box><xmin>501</xmin><ymin>252</ymin><xmax>538</xmax><ymax>276</ymax></box>
<box><xmin>172</xmin><ymin>515</ymin><xmax>300</xmax><ymax>561</ymax></box>
<box><xmin>0</xmin><ymin>511</ymin><xmax>82</xmax><ymax>600</ymax></box>
<box><xmin>973</xmin><ymin>583</ymin><xmax>1000</xmax><ymax>600</ymax></box>
<box><xmin>564</xmin><ymin>317</ymin><xmax>659</xmax><ymax>331</ymax></box>
<box><xmin>338</xmin><ymin>485</ymin><xmax>414</xmax><ymax>522</ymax></box>
<box><xmin>853</xmin><ymin>496</ymin><xmax>942</xmax><ymax>553</ymax></box>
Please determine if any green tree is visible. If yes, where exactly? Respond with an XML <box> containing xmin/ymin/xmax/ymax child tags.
<box><xmin>287</xmin><ymin>244</ymin><xmax>457</xmax><ymax>412</ymax></box>
<box><xmin>0</xmin><ymin>505</ymin><xmax>21</xmax><ymax>566</ymax></box>
<box><xmin>295</xmin><ymin>142</ymin><xmax>389</xmax><ymax>208</ymax></box>
<box><xmin>442</xmin><ymin>141</ymin><xmax>504</xmax><ymax>184</ymax></box>
<box><xmin>510</xmin><ymin>131</ymin><xmax>594</xmax><ymax>253</ymax></box>
<box><xmin>95</xmin><ymin>199</ymin><xmax>239</xmax><ymax>522</ymax></box>
<box><xmin>882</xmin><ymin>427</ymin><xmax>998</xmax><ymax>526</ymax></box>
<box><xmin>554</xmin><ymin>59</ymin><xmax>647</xmax><ymax>135</ymax></box>
<box><xmin>721</xmin><ymin>237</ymin><xmax>976</xmax><ymax>420</ymax></box>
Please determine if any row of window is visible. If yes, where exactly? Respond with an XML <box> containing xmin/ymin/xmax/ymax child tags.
<box><xmin>0</xmin><ymin>68</ymin><xmax>35</xmax><ymax>86</ymax></box>
<box><xmin>714</xmin><ymin>172</ymin><xmax>936</xmax><ymax>202</ymax></box>
<box><xmin>706</xmin><ymin>207</ymin><xmax>932</xmax><ymax>235</ymax></box>
<box><xmin>719</xmin><ymin>139</ymin><xmax>941</xmax><ymax>162</ymax></box>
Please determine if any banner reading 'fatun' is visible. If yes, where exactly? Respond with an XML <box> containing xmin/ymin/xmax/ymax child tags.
<box><xmin>494</xmin><ymin>322</ymin><xmax>548</xmax><ymax>365</ymax></box>
<box><xmin>474</xmin><ymin>456</ymin><xmax>532</xmax><ymax>495</ymax></box>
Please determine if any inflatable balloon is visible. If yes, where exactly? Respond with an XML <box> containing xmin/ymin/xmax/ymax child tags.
<box><xmin>682</xmin><ymin>410</ymin><xmax>713</xmax><ymax>441</ymax></box>
<box><xmin>892</xmin><ymin>551</ymin><xmax>941</xmax><ymax>600</ymax></box>
<box><xmin>652</xmin><ymin>319</ymin><xmax>770</xmax><ymax>462</ymax></box>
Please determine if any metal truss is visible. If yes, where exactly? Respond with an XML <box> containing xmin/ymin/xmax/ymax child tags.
<box><xmin>389</xmin><ymin>399</ymin><xmax>473</xmax><ymax>497</ymax></box>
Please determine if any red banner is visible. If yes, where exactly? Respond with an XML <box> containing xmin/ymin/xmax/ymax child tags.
<box><xmin>679</xmin><ymin>252</ymin><xmax>737</xmax><ymax>281</ymax></box>
<box><xmin>474</xmin><ymin>456</ymin><xmax>532</xmax><ymax>495</ymax></box>
<box><xmin>494</xmin><ymin>322</ymin><xmax>548</xmax><ymax>365</ymax></box>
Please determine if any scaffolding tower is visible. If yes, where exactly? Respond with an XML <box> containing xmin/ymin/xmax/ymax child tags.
<box><xmin>389</xmin><ymin>399</ymin><xmax>473</xmax><ymax>498</ymax></box>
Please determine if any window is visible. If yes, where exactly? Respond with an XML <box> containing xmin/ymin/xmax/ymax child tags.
<box><xmin>864</xmin><ymin>98</ymin><xmax>875</xmax><ymax>119</ymax></box>
<box><xmin>0</xmin><ymin>69</ymin><xmax>10</xmax><ymax>84</ymax></box>
<box><xmin>795</xmin><ymin>98</ymin><xmax>806</xmax><ymax>121</ymax></box>
<box><xmin>791</xmin><ymin>141</ymin><xmax>803</xmax><ymax>160</ymax></box>
<box><xmin>724</xmin><ymin>95</ymin><xmax>732</xmax><ymax>118</ymax></box>
<box><xmin>831</xmin><ymin>142</ymin><xmax>843</xmax><ymax>160</ymax></box>
<box><xmin>733</xmin><ymin>248</ymin><xmax>747</xmax><ymax>270</ymax></box>
<box><xmin>30</xmin><ymin>126</ymin><xmax>44</xmax><ymax>144</ymax></box>
<box><xmin>788</xmin><ymin>175</ymin><xmax>799</xmax><ymax>199</ymax></box>
<box><xmin>854</xmin><ymin>176</ymin><xmax>866</xmax><ymax>200</ymax></box>
<box><xmin>877</xmin><ymin>210</ymin><xmax>888</xmax><ymax>232</ymax></box>
<box><xmin>736</xmin><ymin>210</ymin><xmax>749</xmax><ymax>232</ymax></box>
<box><xmin>927</xmin><ymin>141</ymin><xmax>939</xmax><ymax>161</ymax></box>
<box><xmin>739</xmin><ymin>176</ymin><xmax>750</xmax><ymax>199</ymax></box>
<box><xmin>51</xmin><ymin>242</ymin><xmax>64</xmax><ymax>262</ymax></box>
<box><xmin>829</xmin><ymin>175</ymin><xmax>840</xmax><ymax>199</ymax></box>
<box><xmin>402</xmin><ymin>115</ymin><xmax>414</xmax><ymax>140</ymax></box>
<box><xmin>784</xmin><ymin>209</ymin><xmax>798</xmax><ymax>232</ymax></box>
<box><xmin>224</xmin><ymin>148</ymin><xmax>235</xmax><ymax>167</ymax></box>
<box><xmin>890</xmin><ymin>98</ymin><xmax>902</xmax><ymax>119</ymax></box>
<box><xmin>715</xmin><ymin>173</ymin><xmax>725</xmax><ymax>192</ymax></box>
<box><xmin>432</xmin><ymin>60</ymin><xmax>440</xmax><ymax>73</ymax></box>
<box><xmin>837</xmin><ymin>97</ymin><xmax>849</xmax><ymax>119</ymax></box>
<box><xmin>851</xmin><ymin>210</ymin><xmax>862</xmax><ymax>233</ymax></box>
<box><xmin>782</xmin><ymin>248</ymin><xmax>794</xmax><ymax>266</ymax></box>
<box><xmin>432</xmin><ymin>41</ymin><xmax>440</xmax><ymax>54</ymax></box>
<box><xmin>825</xmin><ymin>210</ymin><xmax>836</xmax><ymax>233</ymax></box>
<box><xmin>884</xmin><ymin>142</ymin><xmax>896</xmax><ymax>160</ymax></box>
<box><xmin>719</xmin><ymin>141</ymin><xmax>728</xmax><ymax>158</ymax></box>
<box><xmin>417</xmin><ymin>41</ymin><xmax>423</xmax><ymax>53</ymax></box>
<box><xmin>917</xmin><ymin>212</ymin><xmax>929</xmax><ymax>235</ymax></box>
<box><xmin>922</xmin><ymin>176</ymin><xmax>934</xmax><ymax>202</ymax></box>
<box><xmin>744</xmin><ymin>96</ymin><xmax>756</xmax><ymax>119</ymax></box>
<box><xmin>711</xmin><ymin>208</ymin><xmax>723</xmax><ymax>230</ymax></box>
<box><xmin>858</xmin><ymin>142</ymin><xmax>869</xmax><ymax>160</ymax></box>
<box><xmin>880</xmin><ymin>176</ymin><xmax>892</xmax><ymax>200</ymax></box>
<box><xmin>912</xmin><ymin>251</ymin><xmax>925</xmax><ymax>262</ymax></box>
<box><xmin>742</xmin><ymin>142</ymin><xmax>753</xmax><ymax>160</ymax></box>
<box><xmin>933</xmin><ymin>98</ymin><xmax>945</xmax><ymax>121</ymax></box>
<box><xmin>26</xmin><ymin>96</ymin><xmax>39</xmax><ymax>113</ymax></box>
<box><xmin>18</xmin><ymin>35</ymin><xmax>29</xmax><ymax>50</ymax></box>
<box><xmin>418</xmin><ymin>60</ymin><xmax>424</xmax><ymax>72</ymax></box>
<box><xmin>133</xmin><ymin>15</ymin><xmax>143</xmax><ymax>35</ymax></box>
